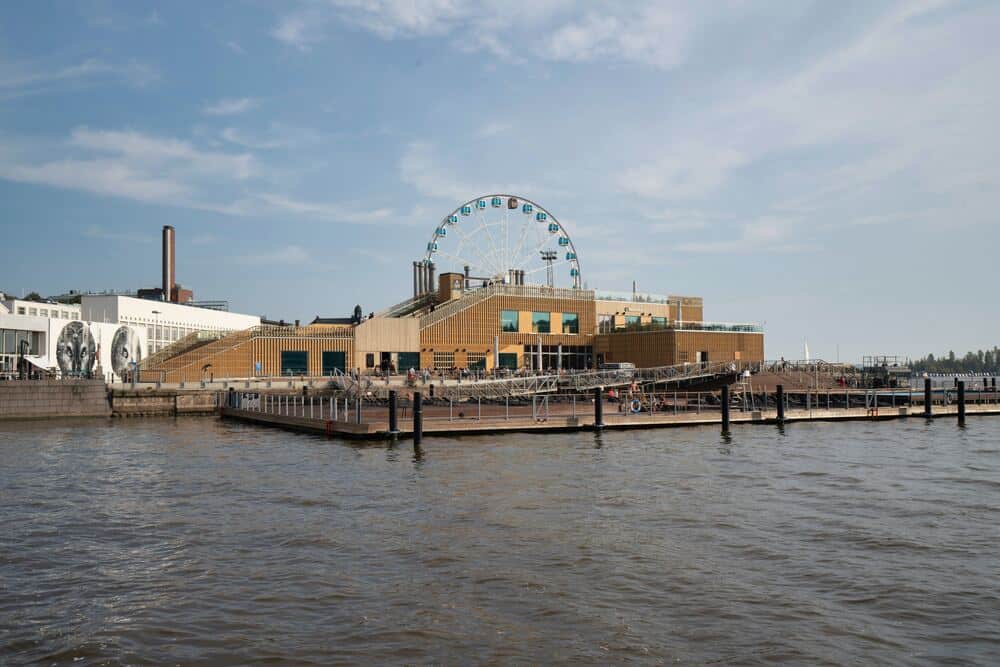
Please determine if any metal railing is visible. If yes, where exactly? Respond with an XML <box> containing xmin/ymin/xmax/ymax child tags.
<box><xmin>376</xmin><ymin>292</ymin><xmax>437</xmax><ymax>318</ymax></box>
<box><xmin>396</xmin><ymin>360</ymin><xmax>738</xmax><ymax>400</ymax></box>
<box><xmin>599</xmin><ymin>320</ymin><xmax>763</xmax><ymax>334</ymax></box>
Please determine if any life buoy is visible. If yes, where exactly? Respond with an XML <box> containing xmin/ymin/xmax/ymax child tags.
<box><xmin>630</xmin><ymin>398</ymin><xmax>642</xmax><ymax>413</ymax></box>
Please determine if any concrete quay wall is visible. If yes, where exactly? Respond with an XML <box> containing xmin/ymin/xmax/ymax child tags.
<box><xmin>0</xmin><ymin>379</ymin><xmax>110</xmax><ymax>420</ymax></box>
<box><xmin>108</xmin><ymin>389</ymin><xmax>219</xmax><ymax>417</ymax></box>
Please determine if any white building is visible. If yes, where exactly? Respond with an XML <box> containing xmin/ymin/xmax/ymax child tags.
<box><xmin>1</xmin><ymin>296</ymin><xmax>81</xmax><ymax>321</ymax></box>
<box><xmin>0</xmin><ymin>312</ymin><xmax>147</xmax><ymax>382</ymax></box>
<box><xmin>80</xmin><ymin>295</ymin><xmax>260</xmax><ymax>356</ymax></box>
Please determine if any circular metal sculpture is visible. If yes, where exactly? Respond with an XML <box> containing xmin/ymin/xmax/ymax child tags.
<box><xmin>56</xmin><ymin>321</ymin><xmax>96</xmax><ymax>378</ymax></box>
<box><xmin>425</xmin><ymin>195</ymin><xmax>582</xmax><ymax>289</ymax></box>
<box><xmin>110</xmin><ymin>326</ymin><xmax>140</xmax><ymax>378</ymax></box>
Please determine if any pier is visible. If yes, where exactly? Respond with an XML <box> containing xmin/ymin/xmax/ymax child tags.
<box><xmin>219</xmin><ymin>386</ymin><xmax>1000</xmax><ymax>440</ymax></box>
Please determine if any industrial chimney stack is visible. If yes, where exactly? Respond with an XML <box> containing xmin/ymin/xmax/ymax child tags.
<box><xmin>162</xmin><ymin>225</ymin><xmax>175</xmax><ymax>302</ymax></box>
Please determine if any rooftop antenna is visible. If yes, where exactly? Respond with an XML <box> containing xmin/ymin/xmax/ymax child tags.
<box><xmin>540</xmin><ymin>250</ymin><xmax>557</xmax><ymax>287</ymax></box>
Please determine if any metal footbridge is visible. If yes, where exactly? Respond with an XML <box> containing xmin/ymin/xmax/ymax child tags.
<box><xmin>432</xmin><ymin>362</ymin><xmax>738</xmax><ymax>400</ymax></box>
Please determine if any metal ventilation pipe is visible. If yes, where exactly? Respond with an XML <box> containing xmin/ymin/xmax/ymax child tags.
<box><xmin>413</xmin><ymin>262</ymin><xmax>419</xmax><ymax>299</ymax></box>
<box><xmin>428</xmin><ymin>262</ymin><xmax>436</xmax><ymax>295</ymax></box>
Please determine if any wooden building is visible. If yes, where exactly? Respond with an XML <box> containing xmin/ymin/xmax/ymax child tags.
<box><xmin>141</xmin><ymin>272</ymin><xmax>763</xmax><ymax>381</ymax></box>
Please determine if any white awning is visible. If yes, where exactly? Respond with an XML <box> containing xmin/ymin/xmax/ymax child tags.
<box><xmin>23</xmin><ymin>355</ymin><xmax>51</xmax><ymax>370</ymax></box>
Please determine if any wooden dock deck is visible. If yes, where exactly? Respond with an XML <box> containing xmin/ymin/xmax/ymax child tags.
<box><xmin>220</xmin><ymin>401</ymin><xmax>1000</xmax><ymax>440</ymax></box>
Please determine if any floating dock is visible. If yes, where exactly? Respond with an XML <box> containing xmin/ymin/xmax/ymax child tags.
<box><xmin>219</xmin><ymin>389</ymin><xmax>1000</xmax><ymax>440</ymax></box>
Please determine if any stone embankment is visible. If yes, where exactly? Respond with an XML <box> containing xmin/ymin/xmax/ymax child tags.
<box><xmin>0</xmin><ymin>379</ymin><xmax>110</xmax><ymax>420</ymax></box>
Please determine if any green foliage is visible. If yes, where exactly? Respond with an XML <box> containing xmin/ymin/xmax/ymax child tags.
<box><xmin>911</xmin><ymin>347</ymin><xmax>1000</xmax><ymax>374</ymax></box>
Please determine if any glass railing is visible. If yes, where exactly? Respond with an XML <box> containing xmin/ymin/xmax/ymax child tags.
<box><xmin>600</xmin><ymin>320</ymin><xmax>763</xmax><ymax>334</ymax></box>
<box><xmin>594</xmin><ymin>289</ymin><xmax>677</xmax><ymax>305</ymax></box>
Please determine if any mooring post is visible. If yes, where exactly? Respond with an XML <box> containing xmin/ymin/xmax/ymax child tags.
<box><xmin>924</xmin><ymin>377</ymin><xmax>932</xmax><ymax>417</ymax></box>
<box><xmin>594</xmin><ymin>387</ymin><xmax>604</xmax><ymax>429</ymax></box>
<box><xmin>355</xmin><ymin>396</ymin><xmax>362</xmax><ymax>424</ymax></box>
<box><xmin>413</xmin><ymin>391</ymin><xmax>423</xmax><ymax>445</ymax></box>
<box><xmin>721</xmin><ymin>385</ymin><xmax>730</xmax><ymax>434</ymax></box>
<box><xmin>776</xmin><ymin>384</ymin><xmax>785</xmax><ymax>423</ymax></box>
<box><xmin>958</xmin><ymin>381</ymin><xmax>966</xmax><ymax>425</ymax></box>
<box><xmin>388</xmin><ymin>390</ymin><xmax>398</xmax><ymax>434</ymax></box>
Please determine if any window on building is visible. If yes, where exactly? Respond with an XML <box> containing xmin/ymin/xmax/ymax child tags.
<box><xmin>532</xmin><ymin>311</ymin><xmax>550</xmax><ymax>334</ymax></box>
<box><xmin>498</xmin><ymin>352</ymin><xmax>518</xmax><ymax>370</ymax></box>
<box><xmin>280</xmin><ymin>350</ymin><xmax>308</xmax><ymax>376</ymax></box>
<box><xmin>467</xmin><ymin>351</ymin><xmax>487</xmax><ymax>370</ymax></box>
<box><xmin>28</xmin><ymin>308</ymin><xmax>37</xmax><ymax>316</ymax></box>
<box><xmin>39</xmin><ymin>309</ymin><xmax>48</xmax><ymax>317</ymax></box>
<box><xmin>652</xmin><ymin>316</ymin><xmax>667</xmax><ymax>327</ymax></box>
<box><xmin>625</xmin><ymin>315</ymin><xmax>641</xmax><ymax>329</ymax></box>
<box><xmin>322</xmin><ymin>351</ymin><xmax>346</xmax><ymax>375</ymax></box>
<box><xmin>433</xmin><ymin>351</ymin><xmax>455</xmax><ymax>370</ymax></box>
<box><xmin>562</xmin><ymin>312</ymin><xmax>579</xmax><ymax>334</ymax></box>
<box><xmin>501</xmin><ymin>310</ymin><xmax>519</xmax><ymax>333</ymax></box>
<box><xmin>61</xmin><ymin>311</ymin><xmax>68</xmax><ymax>319</ymax></box>
<box><xmin>16</xmin><ymin>307</ymin><xmax>25</xmax><ymax>315</ymax></box>
<box><xmin>365</xmin><ymin>353</ymin><xmax>375</xmax><ymax>368</ymax></box>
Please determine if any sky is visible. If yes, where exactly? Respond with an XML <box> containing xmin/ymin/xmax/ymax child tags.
<box><xmin>1</xmin><ymin>0</ymin><xmax>998</xmax><ymax>363</ymax></box>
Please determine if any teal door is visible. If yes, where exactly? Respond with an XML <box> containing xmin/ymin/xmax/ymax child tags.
<box><xmin>322</xmin><ymin>351</ymin><xmax>346</xmax><ymax>375</ymax></box>
<box><xmin>397</xmin><ymin>352</ymin><xmax>419</xmax><ymax>371</ymax></box>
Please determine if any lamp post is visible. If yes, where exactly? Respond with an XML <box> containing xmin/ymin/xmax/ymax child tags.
<box><xmin>151</xmin><ymin>310</ymin><xmax>161</xmax><ymax>353</ymax></box>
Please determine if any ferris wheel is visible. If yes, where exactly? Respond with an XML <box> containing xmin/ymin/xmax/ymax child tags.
<box><xmin>424</xmin><ymin>195</ymin><xmax>582</xmax><ymax>289</ymax></box>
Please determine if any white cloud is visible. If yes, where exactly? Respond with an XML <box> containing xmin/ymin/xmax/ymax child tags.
<box><xmin>255</xmin><ymin>193</ymin><xmax>393</xmax><ymax>224</ymax></box>
<box><xmin>226</xmin><ymin>41</ymin><xmax>246</xmax><ymax>55</ymax></box>
<box><xmin>399</xmin><ymin>141</ymin><xmax>533</xmax><ymax>202</ymax></box>
<box><xmin>202</xmin><ymin>97</ymin><xmax>258</xmax><ymax>116</ymax></box>
<box><xmin>271</xmin><ymin>1</ymin><xmax>719</xmax><ymax>68</ymax></box>
<box><xmin>70</xmin><ymin>127</ymin><xmax>254</xmax><ymax>179</ymax></box>
<box><xmin>676</xmin><ymin>217</ymin><xmax>803</xmax><ymax>254</ymax></box>
<box><xmin>618</xmin><ymin>145</ymin><xmax>748</xmax><ymax>200</ymax></box>
<box><xmin>83</xmin><ymin>225</ymin><xmax>154</xmax><ymax>243</ymax></box>
<box><xmin>478</xmin><ymin>121</ymin><xmax>511</xmax><ymax>137</ymax></box>
<box><xmin>0</xmin><ymin>58</ymin><xmax>157</xmax><ymax>98</ymax></box>
<box><xmin>0</xmin><ymin>127</ymin><xmax>395</xmax><ymax>226</ymax></box>
<box><xmin>219</xmin><ymin>124</ymin><xmax>326</xmax><ymax>151</ymax></box>
<box><xmin>240</xmin><ymin>245</ymin><xmax>312</xmax><ymax>264</ymax></box>
<box><xmin>540</xmin><ymin>6</ymin><xmax>691</xmax><ymax>68</ymax></box>
<box><xmin>272</xmin><ymin>11</ymin><xmax>327</xmax><ymax>50</ymax></box>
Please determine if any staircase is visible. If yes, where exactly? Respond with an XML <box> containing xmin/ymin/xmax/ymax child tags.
<box><xmin>141</xmin><ymin>329</ymin><xmax>253</xmax><ymax>382</ymax></box>
<box><xmin>139</xmin><ymin>331</ymin><xmax>222</xmax><ymax>372</ymax></box>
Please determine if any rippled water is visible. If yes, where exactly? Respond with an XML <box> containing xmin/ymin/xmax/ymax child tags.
<box><xmin>2</xmin><ymin>417</ymin><xmax>999</xmax><ymax>665</ymax></box>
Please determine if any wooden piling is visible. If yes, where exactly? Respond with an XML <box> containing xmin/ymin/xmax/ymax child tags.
<box><xmin>413</xmin><ymin>391</ymin><xmax>423</xmax><ymax>445</ymax></box>
<box><xmin>958</xmin><ymin>381</ymin><xmax>966</xmax><ymax>425</ymax></box>
<box><xmin>776</xmin><ymin>384</ymin><xmax>785</xmax><ymax>423</ymax></box>
<box><xmin>594</xmin><ymin>387</ymin><xmax>604</xmax><ymax>429</ymax></box>
<box><xmin>388</xmin><ymin>390</ymin><xmax>398</xmax><ymax>434</ymax></box>
<box><xmin>721</xmin><ymin>385</ymin><xmax>730</xmax><ymax>434</ymax></box>
<box><xmin>924</xmin><ymin>377</ymin><xmax>932</xmax><ymax>417</ymax></box>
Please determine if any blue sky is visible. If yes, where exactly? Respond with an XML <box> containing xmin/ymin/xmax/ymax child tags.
<box><xmin>1</xmin><ymin>0</ymin><xmax>998</xmax><ymax>362</ymax></box>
